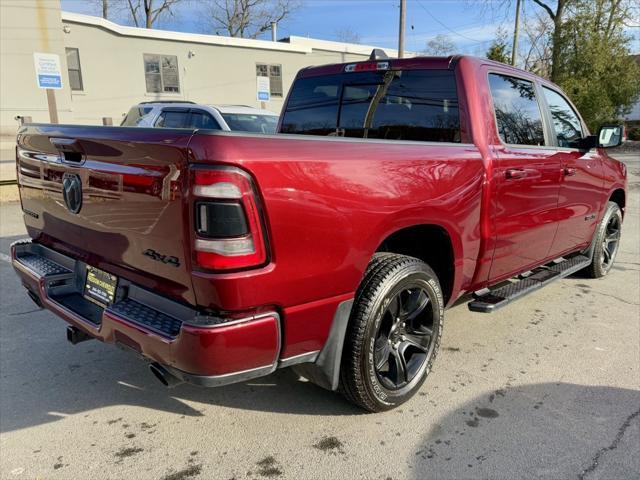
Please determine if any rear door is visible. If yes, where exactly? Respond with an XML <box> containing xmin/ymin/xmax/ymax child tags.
<box><xmin>540</xmin><ymin>86</ymin><xmax>604</xmax><ymax>255</ymax></box>
<box><xmin>17</xmin><ymin>125</ymin><xmax>197</xmax><ymax>304</ymax></box>
<box><xmin>487</xmin><ymin>72</ymin><xmax>562</xmax><ymax>280</ymax></box>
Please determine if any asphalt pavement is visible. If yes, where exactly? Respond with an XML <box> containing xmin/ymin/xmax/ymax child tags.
<box><xmin>0</xmin><ymin>153</ymin><xmax>638</xmax><ymax>480</ymax></box>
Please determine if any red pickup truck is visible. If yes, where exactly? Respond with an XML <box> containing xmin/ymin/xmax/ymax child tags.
<box><xmin>11</xmin><ymin>55</ymin><xmax>627</xmax><ymax>412</ymax></box>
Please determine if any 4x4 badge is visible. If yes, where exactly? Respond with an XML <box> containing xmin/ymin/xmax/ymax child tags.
<box><xmin>143</xmin><ymin>248</ymin><xmax>180</xmax><ymax>267</ymax></box>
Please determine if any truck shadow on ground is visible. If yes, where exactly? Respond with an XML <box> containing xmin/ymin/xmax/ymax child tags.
<box><xmin>1</xmin><ymin>292</ymin><xmax>367</xmax><ymax>434</ymax></box>
<box><xmin>409</xmin><ymin>382</ymin><xmax>640</xmax><ymax>479</ymax></box>
<box><xmin>0</xmin><ymin>309</ymin><xmax>361</xmax><ymax>434</ymax></box>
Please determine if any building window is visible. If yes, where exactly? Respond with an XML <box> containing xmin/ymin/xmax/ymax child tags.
<box><xmin>143</xmin><ymin>54</ymin><xmax>180</xmax><ymax>93</ymax></box>
<box><xmin>256</xmin><ymin>63</ymin><xmax>283</xmax><ymax>97</ymax></box>
<box><xmin>66</xmin><ymin>48</ymin><xmax>83</xmax><ymax>91</ymax></box>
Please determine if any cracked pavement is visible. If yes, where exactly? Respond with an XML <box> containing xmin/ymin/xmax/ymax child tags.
<box><xmin>0</xmin><ymin>152</ymin><xmax>638</xmax><ymax>480</ymax></box>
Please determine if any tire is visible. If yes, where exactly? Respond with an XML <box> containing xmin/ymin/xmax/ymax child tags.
<box><xmin>339</xmin><ymin>253</ymin><xmax>444</xmax><ymax>412</ymax></box>
<box><xmin>584</xmin><ymin>201</ymin><xmax>623</xmax><ymax>278</ymax></box>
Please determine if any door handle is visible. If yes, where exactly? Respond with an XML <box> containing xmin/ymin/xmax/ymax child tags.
<box><xmin>563</xmin><ymin>167</ymin><xmax>577</xmax><ymax>177</ymax></box>
<box><xmin>505</xmin><ymin>168</ymin><xmax>527</xmax><ymax>180</ymax></box>
<box><xmin>50</xmin><ymin>137</ymin><xmax>85</xmax><ymax>163</ymax></box>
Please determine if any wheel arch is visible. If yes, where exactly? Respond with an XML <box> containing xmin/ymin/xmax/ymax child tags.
<box><xmin>609</xmin><ymin>188</ymin><xmax>626</xmax><ymax>216</ymax></box>
<box><xmin>375</xmin><ymin>223</ymin><xmax>457</xmax><ymax>304</ymax></box>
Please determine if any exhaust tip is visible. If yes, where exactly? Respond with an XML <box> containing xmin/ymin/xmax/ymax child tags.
<box><xmin>149</xmin><ymin>363</ymin><xmax>183</xmax><ymax>388</ymax></box>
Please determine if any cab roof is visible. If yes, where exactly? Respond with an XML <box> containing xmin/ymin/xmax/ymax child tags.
<box><xmin>296</xmin><ymin>54</ymin><xmax>554</xmax><ymax>88</ymax></box>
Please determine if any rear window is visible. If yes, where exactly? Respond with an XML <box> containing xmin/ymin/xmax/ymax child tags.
<box><xmin>221</xmin><ymin>114</ymin><xmax>278</xmax><ymax>134</ymax></box>
<box><xmin>121</xmin><ymin>106</ymin><xmax>154</xmax><ymax>126</ymax></box>
<box><xmin>280</xmin><ymin>69</ymin><xmax>460</xmax><ymax>143</ymax></box>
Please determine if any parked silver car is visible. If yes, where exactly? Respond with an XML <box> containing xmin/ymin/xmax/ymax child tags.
<box><xmin>121</xmin><ymin>102</ymin><xmax>279</xmax><ymax>134</ymax></box>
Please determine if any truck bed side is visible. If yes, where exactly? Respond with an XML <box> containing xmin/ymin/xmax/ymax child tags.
<box><xmin>187</xmin><ymin>131</ymin><xmax>485</xmax><ymax>357</ymax></box>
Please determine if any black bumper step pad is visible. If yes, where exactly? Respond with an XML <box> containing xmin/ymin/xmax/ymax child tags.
<box><xmin>18</xmin><ymin>254</ymin><xmax>71</xmax><ymax>276</ymax></box>
<box><xmin>468</xmin><ymin>255</ymin><xmax>591</xmax><ymax>313</ymax></box>
<box><xmin>108</xmin><ymin>298</ymin><xmax>183</xmax><ymax>338</ymax></box>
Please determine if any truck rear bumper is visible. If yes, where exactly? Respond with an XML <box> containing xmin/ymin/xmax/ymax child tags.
<box><xmin>10</xmin><ymin>240</ymin><xmax>282</xmax><ymax>386</ymax></box>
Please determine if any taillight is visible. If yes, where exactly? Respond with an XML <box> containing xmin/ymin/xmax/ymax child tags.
<box><xmin>192</xmin><ymin>166</ymin><xmax>268</xmax><ymax>271</ymax></box>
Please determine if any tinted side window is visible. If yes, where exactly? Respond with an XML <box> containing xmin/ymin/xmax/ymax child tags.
<box><xmin>489</xmin><ymin>74</ymin><xmax>545</xmax><ymax>146</ymax></box>
<box><xmin>156</xmin><ymin>110</ymin><xmax>189</xmax><ymax>128</ymax></box>
<box><xmin>542</xmin><ymin>88</ymin><xmax>583</xmax><ymax>148</ymax></box>
<box><xmin>189</xmin><ymin>111</ymin><xmax>220</xmax><ymax>130</ymax></box>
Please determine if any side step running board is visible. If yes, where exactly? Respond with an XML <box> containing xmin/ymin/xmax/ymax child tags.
<box><xmin>468</xmin><ymin>255</ymin><xmax>591</xmax><ymax>313</ymax></box>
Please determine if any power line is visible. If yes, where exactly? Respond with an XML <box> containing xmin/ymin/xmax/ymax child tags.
<box><xmin>414</xmin><ymin>0</ymin><xmax>488</xmax><ymax>43</ymax></box>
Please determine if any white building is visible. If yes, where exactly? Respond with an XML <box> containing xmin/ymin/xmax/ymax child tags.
<box><xmin>0</xmin><ymin>2</ymin><xmax>399</xmax><ymax>128</ymax></box>
<box><xmin>0</xmin><ymin>0</ymin><xmax>400</xmax><ymax>197</ymax></box>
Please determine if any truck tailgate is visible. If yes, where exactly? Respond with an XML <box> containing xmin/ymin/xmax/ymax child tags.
<box><xmin>16</xmin><ymin>125</ymin><xmax>197</xmax><ymax>305</ymax></box>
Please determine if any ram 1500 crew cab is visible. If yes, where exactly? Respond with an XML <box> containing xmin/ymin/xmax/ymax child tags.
<box><xmin>12</xmin><ymin>55</ymin><xmax>626</xmax><ymax>411</ymax></box>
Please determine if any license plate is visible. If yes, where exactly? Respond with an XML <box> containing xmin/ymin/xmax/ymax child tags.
<box><xmin>84</xmin><ymin>265</ymin><xmax>118</xmax><ymax>307</ymax></box>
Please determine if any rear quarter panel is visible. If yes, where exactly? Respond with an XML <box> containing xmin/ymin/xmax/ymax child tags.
<box><xmin>188</xmin><ymin>133</ymin><xmax>485</xmax><ymax>357</ymax></box>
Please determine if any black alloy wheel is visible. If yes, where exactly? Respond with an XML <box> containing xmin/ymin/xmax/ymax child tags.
<box><xmin>601</xmin><ymin>213</ymin><xmax>621</xmax><ymax>271</ymax></box>
<box><xmin>373</xmin><ymin>285</ymin><xmax>435</xmax><ymax>390</ymax></box>
<box><xmin>585</xmin><ymin>201</ymin><xmax>623</xmax><ymax>278</ymax></box>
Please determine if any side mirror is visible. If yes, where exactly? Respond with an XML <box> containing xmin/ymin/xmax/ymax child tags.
<box><xmin>597</xmin><ymin>124</ymin><xmax>624</xmax><ymax>148</ymax></box>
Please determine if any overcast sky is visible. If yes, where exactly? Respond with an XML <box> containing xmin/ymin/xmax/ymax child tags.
<box><xmin>60</xmin><ymin>0</ymin><xmax>639</xmax><ymax>55</ymax></box>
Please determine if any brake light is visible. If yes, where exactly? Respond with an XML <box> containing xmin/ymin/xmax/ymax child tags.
<box><xmin>344</xmin><ymin>61</ymin><xmax>389</xmax><ymax>72</ymax></box>
<box><xmin>192</xmin><ymin>166</ymin><xmax>268</xmax><ymax>271</ymax></box>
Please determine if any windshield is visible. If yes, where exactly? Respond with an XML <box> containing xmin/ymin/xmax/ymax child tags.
<box><xmin>280</xmin><ymin>69</ymin><xmax>461</xmax><ymax>143</ymax></box>
<box><xmin>121</xmin><ymin>106</ymin><xmax>154</xmax><ymax>126</ymax></box>
<box><xmin>221</xmin><ymin>113</ymin><xmax>278</xmax><ymax>134</ymax></box>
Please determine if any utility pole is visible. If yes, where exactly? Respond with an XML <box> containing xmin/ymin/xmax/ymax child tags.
<box><xmin>511</xmin><ymin>0</ymin><xmax>521</xmax><ymax>66</ymax></box>
<box><xmin>398</xmin><ymin>0</ymin><xmax>406</xmax><ymax>58</ymax></box>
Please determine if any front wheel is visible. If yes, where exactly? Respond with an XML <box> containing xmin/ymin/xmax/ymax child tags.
<box><xmin>584</xmin><ymin>201</ymin><xmax>623</xmax><ymax>278</ymax></box>
<box><xmin>339</xmin><ymin>254</ymin><xmax>444</xmax><ymax>412</ymax></box>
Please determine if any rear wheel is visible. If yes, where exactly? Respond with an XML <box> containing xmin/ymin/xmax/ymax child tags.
<box><xmin>585</xmin><ymin>202</ymin><xmax>622</xmax><ymax>278</ymax></box>
<box><xmin>340</xmin><ymin>253</ymin><xmax>443</xmax><ymax>412</ymax></box>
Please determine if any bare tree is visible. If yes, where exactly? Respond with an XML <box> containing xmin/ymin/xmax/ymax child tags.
<box><xmin>527</xmin><ymin>0</ymin><xmax>570</xmax><ymax>81</ymax></box>
<box><xmin>521</xmin><ymin>11</ymin><xmax>553</xmax><ymax>77</ymax></box>
<box><xmin>204</xmin><ymin>0</ymin><xmax>300</xmax><ymax>39</ymax></box>
<box><xmin>89</xmin><ymin>0</ymin><xmax>114</xmax><ymax>19</ymax></box>
<box><xmin>334</xmin><ymin>26</ymin><xmax>361</xmax><ymax>44</ymax></box>
<box><xmin>423</xmin><ymin>34</ymin><xmax>456</xmax><ymax>56</ymax></box>
<box><xmin>125</xmin><ymin>0</ymin><xmax>183</xmax><ymax>28</ymax></box>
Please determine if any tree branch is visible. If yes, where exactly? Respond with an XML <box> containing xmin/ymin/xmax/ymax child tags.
<box><xmin>531</xmin><ymin>0</ymin><xmax>556</xmax><ymax>20</ymax></box>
